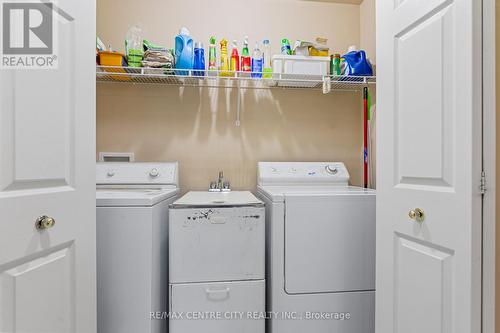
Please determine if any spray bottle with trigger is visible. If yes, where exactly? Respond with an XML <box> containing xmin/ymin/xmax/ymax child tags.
<box><xmin>241</xmin><ymin>36</ymin><xmax>251</xmax><ymax>72</ymax></box>
<box><xmin>208</xmin><ymin>36</ymin><xmax>217</xmax><ymax>76</ymax></box>
<box><xmin>219</xmin><ymin>38</ymin><xmax>230</xmax><ymax>77</ymax></box>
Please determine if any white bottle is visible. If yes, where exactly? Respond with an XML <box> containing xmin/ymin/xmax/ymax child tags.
<box><xmin>262</xmin><ymin>39</ymin><xmax>272</xmax><ymax>78</ymax></box>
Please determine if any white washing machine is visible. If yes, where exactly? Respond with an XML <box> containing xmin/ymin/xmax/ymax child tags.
<box><xmin>169</xmin><ymin>191</ymin><xmax>266</xmax><ymax>333</ymax></box>
<box><xmin>96</xmin><ymin>162</ymin><xmax>180</xmax><ymax>333</ymax></box>
<box><xmin>256</xmin><ymin>162</ymin><xmax>376</xmax><ymax>333</ymax></box>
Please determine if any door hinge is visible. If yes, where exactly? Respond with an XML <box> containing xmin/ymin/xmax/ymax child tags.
<box><xmin>480</xmin><ymin>170</ymin><xmax>487</xmax><ymax>195</ymax></box>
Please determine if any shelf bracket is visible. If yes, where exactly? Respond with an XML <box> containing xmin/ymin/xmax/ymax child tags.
<box><xmin>322</xmin><ymin>76</ymin><xmax>331</xmax><ymax>94</ymax></box>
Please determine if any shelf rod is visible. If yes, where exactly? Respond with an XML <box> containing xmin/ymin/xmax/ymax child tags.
<box><xmin>236</xmin><ymin>87</ymin><xmax>242</xmax><ymax>127</ymax></box>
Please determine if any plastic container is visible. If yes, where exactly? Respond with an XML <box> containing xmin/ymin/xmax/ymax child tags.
<box><xmin>193</xmin><ymin>42</ymin><xmax>205</xmax><ymax>76</ymax></box>
<box><xmin>342</xmin><ymin>50</ymin><xmax>373</xmax><ymax>76</ymax></box>
<box><xmin>330</xmin><ymin>54</ymin><xmax>341</xmax><ymax>76</ymax></box>
<box><xmin>99</xmin><ymin>51</ymin><xmax>126</xmax><ymax>67</ymax></box>
<box><xmin>272</xmin><ymin>55</ymin><xmax>329</xmax><ymax>75</ymax></box>
<box><xmin>309</xmin><ymin>47</ymin><xmax>329</xmax><ymax>57</ymax></box>
<box><xmin>125</xmin><ymin>25</ymin><xmax>143</xmax><ymax>67</ymax></box>
<box><xmin>99</xmin><ymin>51</ymin><xmax>130</xmax><ymax>81</ymax></box>
<box><xmin>272</xmin><ymin>55</ymin><xmax>329</xmax><ymax>87</ymax></box>
<box><xmin>251</xmin><ymin>42</ymin><xmax>263</xmax><ymax>78</ymax></box>
<box><xmin>175</xmin><ymin>27</ymin><xmax>194</xmax><ymax>75</ymax></box>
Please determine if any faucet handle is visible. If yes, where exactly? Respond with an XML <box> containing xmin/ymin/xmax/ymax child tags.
<box><xmin>223</xmin><ymin>181</ymin><xmax>230</xmax><ymax>190</ymax></box>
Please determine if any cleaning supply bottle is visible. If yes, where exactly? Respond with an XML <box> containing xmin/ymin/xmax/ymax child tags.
<box><xmin>208</xmin><ymin>36</ymin><xmax>217</xmax><ymax>73</ymax></box>
<box><xmin>251</xmin><ymin>42</ymin><xmax>263</xmax><ymax>78</ymax></box>
<box><xmin>262</xmin><ymin>39</ymin><xmax>272</xmax><ymax>78</ymax></box>
<box><xmin>281</xmin><ymin>38</ymin><xmax>292</xmax><ymax>55</ymax></box>
<box><xmin>230</xmin><ymin>40</ymin><xmax>240</xmax><ymax>74</ymax></box>
<box><xmin>193</xmin><ymin>42</ymin><xmax>205</xmax><ymax>76</ymax></box>
<box><xmin>219</xmin><ymin>38</ymin><xmax>230</xmax><ymax>77</ymax></box>
<box><xmin>124</xmin><ymin>25</ymin><xmax>143</xmax><ymax>67</ymax></box>
<box><xmin>241</xmin><ymin>36</ymin><xmax>251</xmax><ymax>72</ymax></box>
<box><xmin>342</xmin><ymin>50</ymin><xmax>373</xmax><ymax>76</ymax></box>
<box><xmin>174</xmin><ymin>27</ymin><xmax>194</xmax><ymax>75</ymax></box>
<box><xmin>330</xmin><ymin>53</ymin><xmax>341</xmax><ymax>76</ymax></box>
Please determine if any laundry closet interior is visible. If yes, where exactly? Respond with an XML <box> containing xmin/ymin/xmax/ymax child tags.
<box><xmin>95</xmin><ymin>0</ymin><xmax>377</xmax><ymax>332</ymax></box>
<box><xmin>96</xmin><ymin>0</ymin><xmax>376</xmax><ymax>190</ymax></box>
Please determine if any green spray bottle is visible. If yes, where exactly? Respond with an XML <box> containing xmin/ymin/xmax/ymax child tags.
<box><xmin>208</xmin><ymin>36</ymin><xmax>217</xmax><ymax>72</ymax></box>
<box><xmin>241</xmin><ymin>36</ymin><xmax>251</xmax><ymax>72</ymax></box>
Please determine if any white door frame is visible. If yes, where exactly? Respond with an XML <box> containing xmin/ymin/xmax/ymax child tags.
<box><xmin>482</xmin><ymin>0</ymin><xmax>496</xmax><ymax>331</ymax></box>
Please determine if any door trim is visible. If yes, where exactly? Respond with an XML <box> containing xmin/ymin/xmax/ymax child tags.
<box><xmin>482</xmin><ymin>0</ymin><xmax>496</xmax><ymax>331</ymax></box>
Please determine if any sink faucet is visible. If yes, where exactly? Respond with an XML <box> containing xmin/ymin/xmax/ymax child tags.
<box><xmin>209</xmin><ymin>171</ymin><xmax>231</xmax><ymax>192</ymax></box>
<box><xmin>217</xmin><ymin>171</ymin><xmax>224</xmax><ymax>190</ymax></box>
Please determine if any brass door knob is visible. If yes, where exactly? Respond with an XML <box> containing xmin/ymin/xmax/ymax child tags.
<box><xmin>408</xmin><ymin>208</ymin><xmax>425</xmax><ymax>222</ymax></box>
<box><xmin>35</xmin><ymin>215</ymin><xmax>56</xmax><ymax>230</ymax></box>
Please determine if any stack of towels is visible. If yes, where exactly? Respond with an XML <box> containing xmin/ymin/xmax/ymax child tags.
<box><xmin>141</xmin><ymin>40</ymin><xmax>175</xmax><ymax>74</ymax></box>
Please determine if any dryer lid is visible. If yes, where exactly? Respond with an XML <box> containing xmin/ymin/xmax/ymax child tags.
<box><xmin>257</xmin><ymin>162</ymin><xmax>349</xmax><ymax>186</ymax></box>
<box><xmin>257</xmin><ymin>185</ymin><xmax>375</xmax><ymax>203</ymax></box>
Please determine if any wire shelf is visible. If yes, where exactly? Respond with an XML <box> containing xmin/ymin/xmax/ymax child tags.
<box><xmin>96</xmin><ymin>66</ymin><xmax>375</xmax><ymax>93</ymax></box>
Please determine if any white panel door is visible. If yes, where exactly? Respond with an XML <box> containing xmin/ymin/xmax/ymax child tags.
<box><xmin>0</xmin><ymin>0</ymin><xmax>96</xmax><ymax>332</ymax></box>
<box><xmin>376</xmin><ymin>0</ymin><xmax>482</xmax><ymax>332</ymax></box>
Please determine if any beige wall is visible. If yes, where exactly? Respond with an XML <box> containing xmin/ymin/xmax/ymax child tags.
<box><xmin>360</xmin><ymin>0</ymin><xmax>376</xmax><ymax>64</ymax></box>
<box><xmin>97</xmin><ymin>0</ymin><xmax>369</xmax><ymax>191</ymax></box>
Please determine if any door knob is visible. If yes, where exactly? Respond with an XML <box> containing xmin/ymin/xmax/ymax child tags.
<box><xmin>408</xmin><ymin>208</ymin><xmax>425</xmax><ymax>223</ymax></box>
<box><xmin>35</xmin><ymin>215</ymin><xmax>55</xmax><ymax>230</ymax></box>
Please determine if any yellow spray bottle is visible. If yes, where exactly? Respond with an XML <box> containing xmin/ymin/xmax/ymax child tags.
<box><xmin>219</xmin><ymin>38</ymin><xmax>230</xmax><ymax>77</ymax></box>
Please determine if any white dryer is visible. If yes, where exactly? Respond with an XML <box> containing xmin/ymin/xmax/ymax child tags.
<box><xmin>96</xmin><ymin>162</ymin><xmax>180</xmax><ymax>333</ymax></box>
<box><xmin>257</xmin><ymin>162</ymin><xmax>376</xmax><ymax>333</ymax></box>
<box><xmin>169</xmin><ymin>191</ymin><xmax>266</xmax><ymax>333</ymax></box>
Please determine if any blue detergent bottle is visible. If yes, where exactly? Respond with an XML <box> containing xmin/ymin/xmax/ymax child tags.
<box><xmin>193</xmin><ymin>42</ymin><xmax>205</xmax><ymax>77</ymax></box>
<box><xmin>342</xmin><ymin>50</ymin><xmax>373</xmax><ymax>76</ymax></box>
<box><xmin>251</xmin><ymin>42</ymin><xmax>263</xmax><ymax>78</ymax></box>
<box><xmin>175</xmin><ymin>27</ymin><xmax>194</xmax><ymax>75</ymax></box>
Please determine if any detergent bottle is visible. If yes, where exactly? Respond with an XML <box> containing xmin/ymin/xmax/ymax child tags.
<box><xmin>219</xmin><ymin>38</ymin><xmax>230</xmax><ymax>77</ymax></box>
<box><xmin>193</xmin><ymin>42</ymin><xmax>205</xmax><ymax>76</ymax></box>
<box><xmin>251</xmin><ymin>42</ymin><xmax>263</xmax><ymax>78</ymax></box>
<box><xmin>230</xmin><ymin>40</ymin><xmax>240</xmax><ymax>74</ymax></box>
<box><xmin>342</xmin><ymin>50</ymin><xmax>373</xmax><ymax>76</ymax></box>
<box><xmin>175</xmin><ymin>27</ymin><xmax>194</xmax><ymax>75</ymax></box>
<box><xmin>241</xmin><ymin>36</ymin><xmax>251</xmax><ymax>72</ymax></box>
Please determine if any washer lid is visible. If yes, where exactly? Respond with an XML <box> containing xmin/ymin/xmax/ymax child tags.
<box><xmin>171</xmin><ymin>191</ymin><xmax>263</xmax><ymax>208</ymax></box>
<box><xmin>96</xmin><ymin>186</ymin><xmax>179</xmax><ymax>207</ymax></box>
<box><xmin>258</xmin><ymin>162</ymin><xmax>350</xmax><ymax>186</ymax></box>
